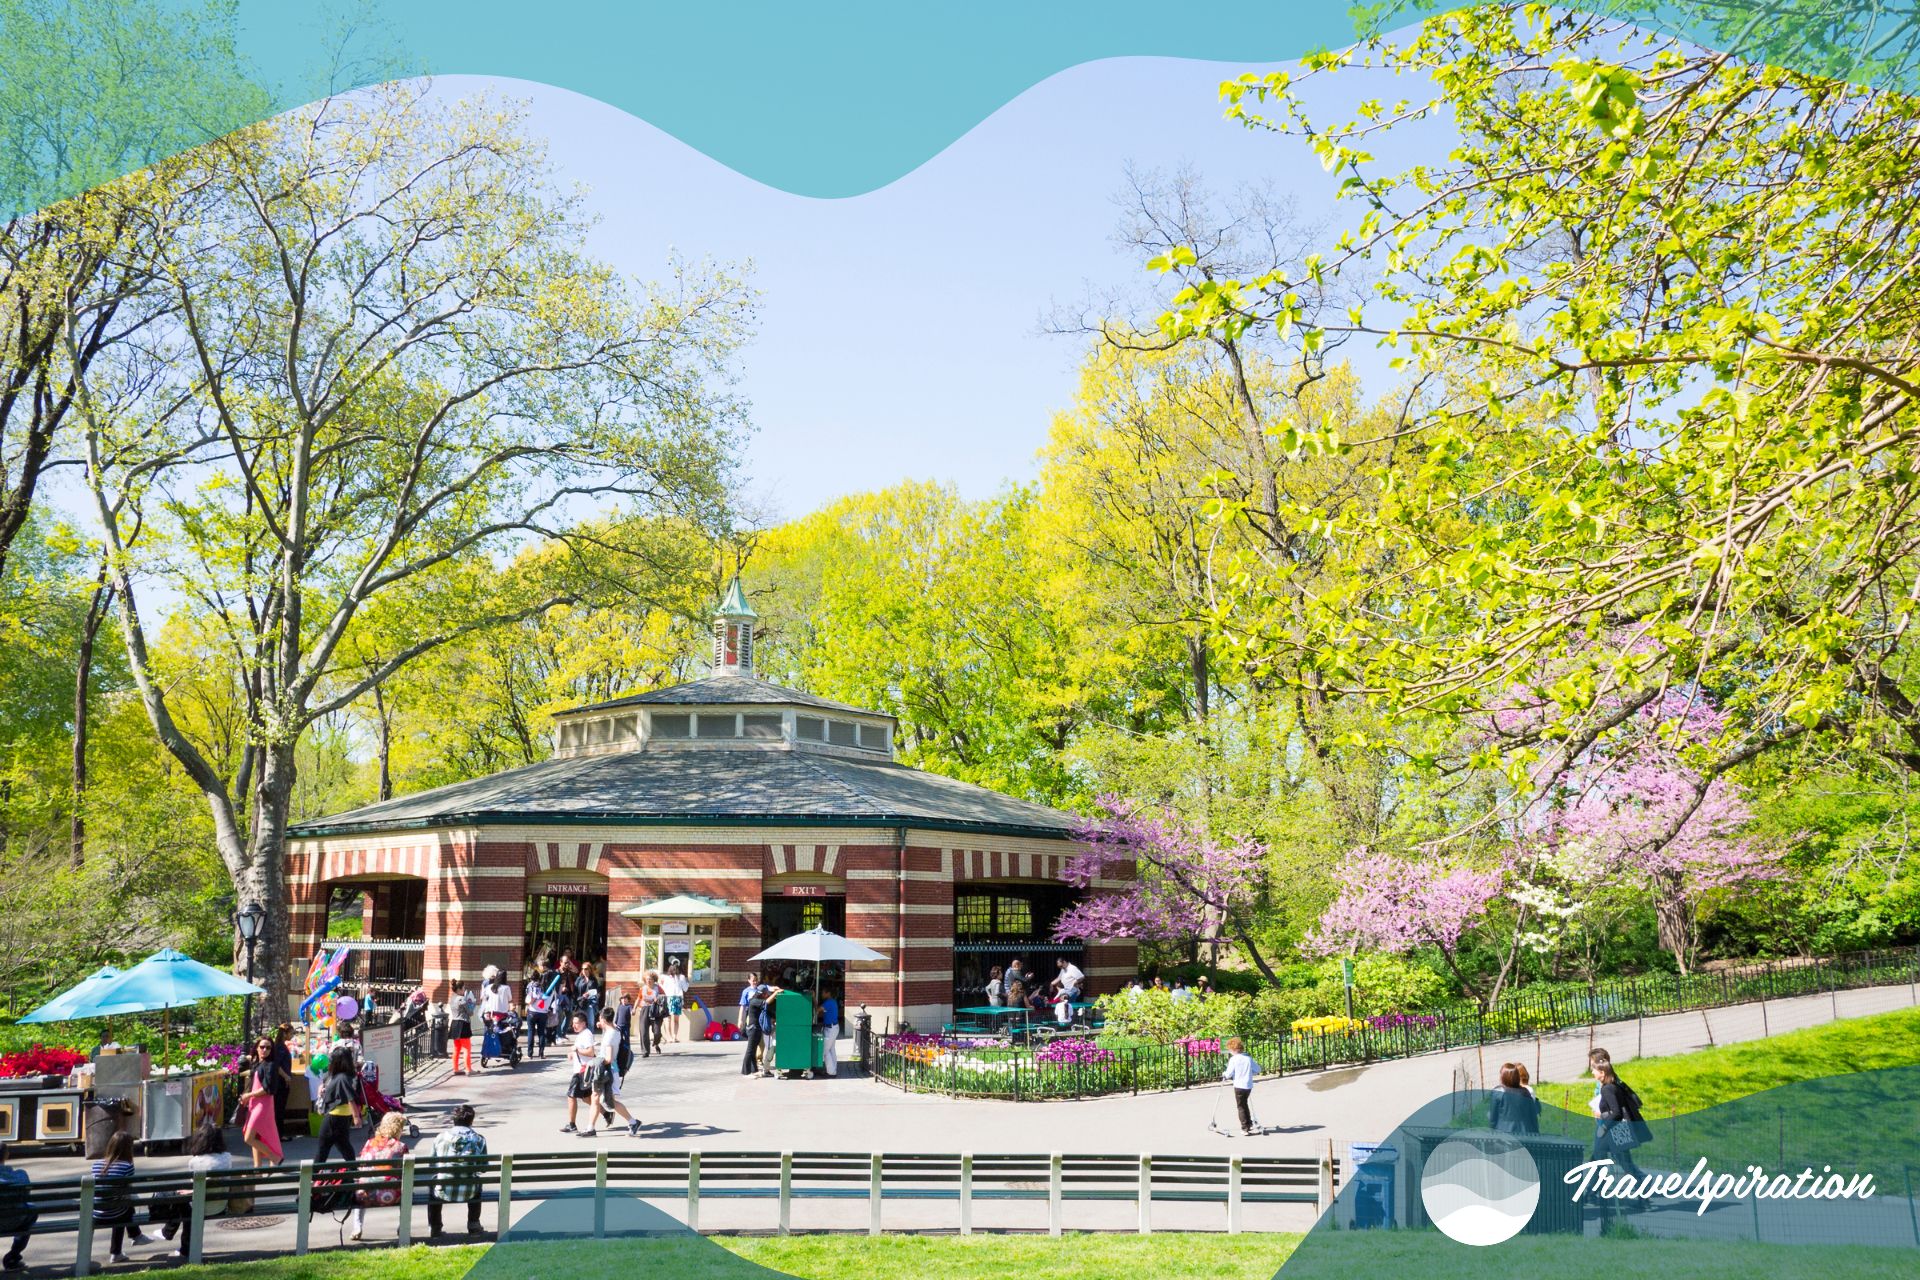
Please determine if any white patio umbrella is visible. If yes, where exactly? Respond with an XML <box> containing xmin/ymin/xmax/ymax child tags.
<box><xmin>749</xmin><ymin>926</ymin><xmax>887</xmax><ymax>1020</ymax></box>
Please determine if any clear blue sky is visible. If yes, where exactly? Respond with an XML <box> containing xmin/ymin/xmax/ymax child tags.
<box><xmin>464</xmin><ymin>55</ymin><xmax>1405</xmax><ymax>520</ymax></box>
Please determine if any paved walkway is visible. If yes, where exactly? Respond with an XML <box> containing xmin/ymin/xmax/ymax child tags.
<box><xmin>10</xmin><ymin>979</ymin><xmax>1916</xmax><ymax>1269</ymax></box>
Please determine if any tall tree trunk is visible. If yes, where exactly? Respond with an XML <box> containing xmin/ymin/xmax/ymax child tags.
<box><xmin>372</xmin><ymin>682</ymin><xmax>393</xmax><ymax>802</ymax></box>
<box><xmin>71</xmin><ymin>573</ymin><xmax>113</xmax><ymax>867</ymax></box>
<box><xmin>1653</xmin><ymin>875</ymin><xmax>1693</xmax><ymax>976</ymax></box>
<box><xmin>233</xmin><ymin>743</ymin><xmax>299</xmax><ymax>1030</ymax></box>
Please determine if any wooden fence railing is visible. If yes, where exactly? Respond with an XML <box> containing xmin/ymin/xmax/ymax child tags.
<box><xmin>6</xmin><ymin>1146</ymin><xmax>1338</xmax><ymax>1273</ymax></box>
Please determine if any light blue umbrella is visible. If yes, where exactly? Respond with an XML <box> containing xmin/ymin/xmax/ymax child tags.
<box><xmin>75</xmin><ymin>949</ymin><xmax>265</xmax><ymax>1067</ymax></box>
<box><xmin>15</xmin><ymin>966</ymin><xmax>140</xmax><ymax>1024</ymax></box>
<box><xmin>85</xmin><ymin>949</ymin><xmax>263</xmax><ymax>1010</ymax></box>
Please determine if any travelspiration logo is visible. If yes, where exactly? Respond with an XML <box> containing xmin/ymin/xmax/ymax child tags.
<box><xmin>1417</xmin><ymin>1134</ymin><xmax>1543</xmax><ymax>1246</ymax></box>
<box><xmin>1564</xmin><ymin>1157</ymin><xmax>1877</xmax><ymax>1216</ymax></box>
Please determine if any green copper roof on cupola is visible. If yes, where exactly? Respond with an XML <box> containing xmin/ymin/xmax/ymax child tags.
<box><xmin>717</xmin><ymin>576</ymin><xmax>757</xmax><ymax>619</ymax></box>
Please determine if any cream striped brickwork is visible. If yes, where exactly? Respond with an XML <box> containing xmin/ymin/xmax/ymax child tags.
<box><xmin>286</xmin><ymin>823</ymin><xmax>1135</xmax><ymax>1022</ymax></box>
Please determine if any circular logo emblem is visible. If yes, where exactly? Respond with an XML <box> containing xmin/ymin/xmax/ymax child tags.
<box><xmin>1419</xmin><ymin>1132</ymin><xmax>1541</xmax><ymax>1246</ymax></box>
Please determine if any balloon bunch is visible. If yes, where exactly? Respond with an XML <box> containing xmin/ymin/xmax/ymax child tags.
<box><xmin>298</xmin><ymin>948</ymin><xmax>352</xmax><ymax>1025</ymax></box>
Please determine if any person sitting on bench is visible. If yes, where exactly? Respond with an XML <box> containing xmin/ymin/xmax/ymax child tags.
<box><xmin>0</xmin><ymin>1144</ymin><xmax>37</xmax><ymax>1272</ymax></box>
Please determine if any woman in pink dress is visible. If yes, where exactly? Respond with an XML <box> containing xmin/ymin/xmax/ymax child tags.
<box><xmin>239</xmin><ymin>1037</ymin><xmax>284</xmax><ymax>1165</ymax></box>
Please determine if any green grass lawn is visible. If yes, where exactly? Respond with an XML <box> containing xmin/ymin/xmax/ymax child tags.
<box><xmin>165</xmin><ymin>1234</ymin><xmax>1301</xmax><ymax>1280</ymax></box>
<box><xmin>1536</xmin><ymin>1004</ymin><xmax>1920</xmax><ymax>1115</ymax></box>
<box><xmin>160</xmin><ymin>1229</ymin><xmax>1920</xmax><ymax>1280</ymax></box>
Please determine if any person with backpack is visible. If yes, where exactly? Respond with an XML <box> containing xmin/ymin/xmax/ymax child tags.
<box><xmin>349</xmin><ymin>1112</ymin><xmax>412</xmax><ymax>1241</ymax></box>
<box><xmin>315</xmin><ymin>1049</ymin><xmax>365</xmax><ymax>1165</ymax></box>
<box><xmin>645</xmin><ymin>972</ymin><xmax>668</xmax><ymax>1056</ymax></box>
<box><xmin>591</xmin><ymin>1008</ymin><xmax>642</xmax><ymax>1137</ymax></box>
<box><xmin>1594</xmin><ymin>1060</ymin><xmax>1653</xmax><ymax>1185</ymax></box>
<box><xmin>427</xmin><ymin>1105</ymin><xmax>488</xmax><ymax>1238</ymax></box>
<box><xmin>89</xmin><ymin>1130</ymin><xmax>153</xmax><ymax>1264</ymax></box>
<box><xmin>526</xmin><ymin>968</ymin><xmax>560</xmax><ymax>1059</ymax></box>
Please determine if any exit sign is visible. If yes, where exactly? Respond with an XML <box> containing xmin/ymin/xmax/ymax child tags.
<box><xmin>781</xmin><ymin>885</ymin><xmax>830</xmax><ymax>897</ymax></box>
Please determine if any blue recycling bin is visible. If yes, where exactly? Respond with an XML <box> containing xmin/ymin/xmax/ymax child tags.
<box><xmin>1349</xmin><ymin>1142</ymin><xmax>1398</xmax><ymax>1229</ymax></box>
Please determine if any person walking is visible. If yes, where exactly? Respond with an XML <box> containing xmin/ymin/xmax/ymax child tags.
<box><xmin>479</xmin><ymin>974</ymin><xmax>513</xmax><ymax>1067</ymax></box>
<box><xmin>736</xmin><ymin>972</ymin><xmax>757</xmax><ymax>1038</ymax></box>
<box><xmin>740</xmin><ymin>983</ymin><xmax>778</xmax><ymax>1076</ymax></box>
<box><xmin>819</xmin><ymin>990</ymin><xmax>841</xmax><ymax>1077</ymax></box>
<box><xmin>592</xmin><ymin>1009</ymin><xmax>642</xmax><ymax>1137</ymax></box>
<box><xmin>315</xmin><ymin>1049</ymin><xmax>365</xmax><ymax>1165</ymax></box>
<box><xmin>526</xmin><ymin>968</ymin><xmax>559</xmax><ymax>1059</ymax></box>
<box><xmin>560</xmin><ymin>1012</ymin><xmax>599</xmax><ymax>1135</ymax></box>
<box><xmin>1221</xmin><ymin>1037</ymin><xmax>1259</xmax><ymax>1136</ymax></box>
<box><xmin>613</xmin><ymin>989</ymin><xmax>636</xmax><ymax>1077</ymax></box>
<box><xmin>90</xmin><ymin>1131</ymin><xmax>153</xmax><ymax>1264</ymax></box>
<box><xmin>448</xmin><ymin>988</ymin><xmax>475</xmax><ymax>1075</ymax></box>
<box><xmin>0</xmin><ymin>1144</ymin><xmax>39</xmax><ymax>1273</ymax></box>
<box><xmin>1489</xmin><ymin>1063</ymin><xmax>1541</xmax><ymax>1135</ymax></box>
<box><xmin>1594</xmin><ymin>1060</ymin><xmax>1652</xmax><ymax>1181</ymax></box>
<box><xmin>158</xmin><ymin>1124</ymin><xmax>233</xmax><ymax>1258</ymax></box>
<box><xmin>661</xmin><ymin>961</ymin><xmax>688</xmax><ymax>1044</ymax></box>
<box><xmin>349</xmin><ymin>1112</ymin><xmax>412</xmax><ymax>1241</ymax></box>
<box><xmin>427</xmin><ymin>1105</ymin><xmax>489</xmax><ymax>1238</ymax></box>
<box><xmin>579</xmin><ymin>962</ymin><xmax>603</xmax><ymax>1033</ymax></box>
<box><xmin>238</xmin><ymin>1036</ymin><xmax>285</xmax><ymax>1166</ymax></box>
<box><xmin>645</xmin><ymin>973</ymin><xmax>668</xmax><ymax>1055</ymax></box>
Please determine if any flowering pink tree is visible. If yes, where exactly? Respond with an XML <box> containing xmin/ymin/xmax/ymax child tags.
<box><xmin>1540</xmin><ymin>695</ymin><xmax>1781</xmax><ymax>974</ymax></box>
<box><xmin>1052</xmin><ymin>796</ymin><xmax>1283</xmax><ymax>984</ymax></box>
<box><xmin>1306</xmin><ymin>850</ymin><xmax>1506</xmax><ymax>1003</ymax></box>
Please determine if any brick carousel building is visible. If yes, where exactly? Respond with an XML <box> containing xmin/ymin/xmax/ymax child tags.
<box><xmin>285</xmin><ymin>582</ymin><xmax>1133</xmax><ymax>1029</ymax></box>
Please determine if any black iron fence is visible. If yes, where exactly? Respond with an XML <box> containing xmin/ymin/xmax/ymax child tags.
<box><xmin>871</xmin><ymin>944</ymin><xmax>1920</xmax><ymax>1100</ymax></box>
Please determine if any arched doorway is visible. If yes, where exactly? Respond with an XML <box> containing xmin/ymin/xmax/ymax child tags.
<box><xmin>322</xmin><ymin>875</ymin><xmax>428</xmax><ymax>1000</ymax></box>
<box><xmin>525</xmin><ymin>870</ymin><xmax>610</xmax><ymax>966</ymax></box>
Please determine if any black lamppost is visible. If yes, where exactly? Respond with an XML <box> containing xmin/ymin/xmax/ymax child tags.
<box><xmin>235</xmin><ymin>900</ymin><xmax>266</xmax><ymax>1040</ymax></box>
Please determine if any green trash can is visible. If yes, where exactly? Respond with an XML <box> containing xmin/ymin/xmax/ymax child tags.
<box><xmin>773</xmin><ymin>990</ymin><xmax>824</xmax><ymax>1073</ymax></box>
<box><xmin>1402</xmin><ymin>1125</ymin><xmax>1587</xmax><ymax>1235</ymax></box>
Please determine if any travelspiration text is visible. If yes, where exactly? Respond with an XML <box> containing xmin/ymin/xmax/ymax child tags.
<box><xmin>1564</xmin><ymin>1157</ymin><xmax>1876</xmax><ymax>1216</ymax></box>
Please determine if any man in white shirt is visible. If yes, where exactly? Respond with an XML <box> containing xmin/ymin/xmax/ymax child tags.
<box><xmin>559</xmin><ymin>1013</ymin><xmax>598</xmax><ymax>1135</ymax></box>
<box><xmin>587</xmin><ymin>1009</ymin><xmax>640</xmax><ymax>1137</ymax></box>
<box><xmin>1052</xmin><ymin>958</ymin><xmax>1085</xmax><ymax>998</ymax></box>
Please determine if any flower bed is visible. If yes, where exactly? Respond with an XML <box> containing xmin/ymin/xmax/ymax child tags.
<box><xmin>872</xmin><ymin>944</ymin><xmax>1920</xmax><ymax>1100</ymax></box>
<box><xmin>0</xmin><ymin>1045</ymin><xmax>89</xmax><ymax>1078</ymax></box>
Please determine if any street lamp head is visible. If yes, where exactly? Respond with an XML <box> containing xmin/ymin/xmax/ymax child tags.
<box><xmin>235</xmin><ymin>900</ymin><xmax>266</xmax><ymax>942</ymax></box>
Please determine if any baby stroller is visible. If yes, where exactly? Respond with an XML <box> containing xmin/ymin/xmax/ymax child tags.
<box><xmin>359</xmin><ymin>1061</ymin><xmax>415</xmax><ymax>1136</ymax></box>
<box><xmin>481</xmin><ymin>1011</ymin><xmax>523</xmax><ymax>1068</ymax></box>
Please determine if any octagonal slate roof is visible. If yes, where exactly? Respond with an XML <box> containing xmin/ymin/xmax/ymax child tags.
<box><xmin>288</xmin><ymin>744</ymin><xmax>1080</xmax><ymax>840</ymax></box>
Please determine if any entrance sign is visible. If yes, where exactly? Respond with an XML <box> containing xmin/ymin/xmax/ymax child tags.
<box><xmin>538</xmin><ymin>880</ymin><xmax>608</xmax><ymax>896</ymax></box>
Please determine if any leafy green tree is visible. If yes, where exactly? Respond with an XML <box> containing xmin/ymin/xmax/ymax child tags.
<box><xmin>1156</xmin><ymin>6</ymin><xmax>1920</xmax><ymax>845</ymax></box>
<box><xmin>76</xmin><ymin>85</ymin><xmax>752</xmax><ymax>1011</ymax></box>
